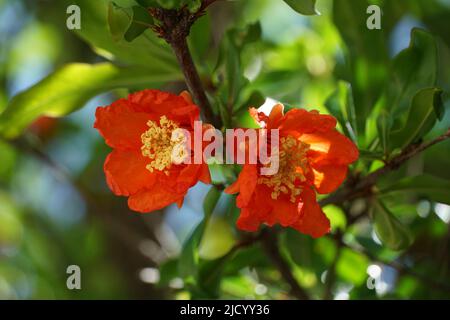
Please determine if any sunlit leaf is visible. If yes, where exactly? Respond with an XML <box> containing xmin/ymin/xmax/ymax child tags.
<box><xmin>0</xmin><ymin>63</ymin><xmax>182</xmax><ymax>138</ymax></box>
<box><xmin>199</xmin><ymin>217</ymin><xmax>236</xmax><ymax>260</ymax></box>
<box><xmin>336</xmin><ymin>248</ymin><xmax>369</xmax><ymax>285</ymax></box>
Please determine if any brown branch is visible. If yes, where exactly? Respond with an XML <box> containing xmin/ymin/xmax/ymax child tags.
<box><xmin>319</xmin><ymin>128</ymin><xmax>450</xmax><ymax>207</ymax></box>
<box><xmin>151</xmin><ymin>5</ymin><xmax>221</xmax><ymax>127</ymax></box>
<box><xmin>261</xmin><ymin>230</ymin><xmax>311</xmax><ymax>300</ymax></box>
<box><xmin>199</xmin><ymin>0</ymin><xmax>224</xmax><ymax>11</ymax></box>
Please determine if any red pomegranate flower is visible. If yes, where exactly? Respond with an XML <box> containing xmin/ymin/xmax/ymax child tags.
<box><xmin>225</xmin><ymin>104</ymin><xmax>359</xmax><ymax>238</ymax></box>
<box><xmin>94</xmin><ymin>89</ymin><xmax>211</xmax><ymax>212</ymax></box>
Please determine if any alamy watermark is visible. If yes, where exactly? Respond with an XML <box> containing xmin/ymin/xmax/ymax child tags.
<box><xmin>169</xmin><ymin>121</ymin><xmax>280</xmax><ymax>176</ymax></box>
<box><xmin>66</xmin><ymin>265</ymin><xmax>81</xmax><ymax>290</ymax></box>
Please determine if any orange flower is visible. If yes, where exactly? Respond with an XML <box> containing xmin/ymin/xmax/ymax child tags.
<box><xmin>225</xmin><ymin>104</ymin><xmax>359</xmax><ymax>238</ymax></box>
<box><xmin>94</xmin><ymin>89</ymin><xmax>211</xmax><ymax>212</ymax></box>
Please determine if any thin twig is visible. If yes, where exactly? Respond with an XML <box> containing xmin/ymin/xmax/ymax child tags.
<box><xmin>151</xmin><ymin>5</ymin><xmax>221</xmax><ymax>127</ymax></box>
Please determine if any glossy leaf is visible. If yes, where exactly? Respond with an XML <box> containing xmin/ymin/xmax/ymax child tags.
<box><xmin>390</xmin><ymin>88</ymin><xmax>444</xmax><ymax>150</ymax></box>
<box><xmin>0</xmin><ymin>63</ymin><xmax>182</xmax><ymax>138</ymax></box>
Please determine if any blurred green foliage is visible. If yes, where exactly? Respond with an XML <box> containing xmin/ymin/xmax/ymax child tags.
<box><xmin>0</xmin><ymin>0</ymin><xmax>450</xmax><ymax>300</ymax></box>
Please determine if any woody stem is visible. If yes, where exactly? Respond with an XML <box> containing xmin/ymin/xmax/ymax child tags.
<box><xmin>151</xmin><ymin>6</ymin><xmax>221</xmax><ymax>128</ymax></box>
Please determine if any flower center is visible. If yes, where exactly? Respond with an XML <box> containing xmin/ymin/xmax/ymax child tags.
<box><xmin>258</xmin><ymin>136</ymin><xmax>310</xmax><ymax>203</ymax></box>
<box><xmin>141</xmin><ymin>116</ymin><xmax>188</xmax><ymax>175</ymax></box>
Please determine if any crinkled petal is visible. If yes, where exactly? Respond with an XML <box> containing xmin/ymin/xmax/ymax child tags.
<box><xmin>128</xmin><ymin>89</ymin><xmax>199</xmax><ymax>127</ymax></box>
<box><xmin>312</xmin><ymin>164</ymin><xmax>348</xmax><ymax>194</ymax></box>
<box><xmin>94</xmin><ymin>99</ymin><xmax>152</xmax><ymax>150</ymax></box>
<box><xmin>104</xmin><ymin>150</ymin><xmax>156</xmax><ymax>196</ymax></box>
<box><xmin>128</xmin><ymin>186</ymin><xmax>185</xmax><ymax>213</ymax></box>
<box><xmin>225</xmin><ymin>165</ymin><xmax>258</xmax><ymax>207</ymax></box>
<box><xmin>199</xmin><ymin>164</ymin><xmax>211</xmax><ymax>184</ymax></box>
<box><xmin>175</xmin><ymin>164</ymin><xmax>206</xmax><ymax>193</ymax></box>
<box><xmin>280</xmin><ymin>109</ymin><xmax>337</xmax><ymax>134</ymax></box>
<box><xmin>236</xmin><ymin>207</ymin><xmax>262</xmax><ymax>232</ymax></box>
<box><xmin>292</xmin><ymin>187</ymin><xmax>330</xmax><ymax>238</ymax></box>
<box><xmin>267</xmin><ymin>197</ymin><xmax>302</xmax><ymax>227</ymax></box>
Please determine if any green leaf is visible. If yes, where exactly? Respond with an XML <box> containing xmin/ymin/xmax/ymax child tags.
<box><xmin>189</xmin><ymin>14</ymin><xmax>212</xmax><ymax>62</ymax></box>
<box><xmin>124</xmin><ymin>6</ymin><xmax>154</xmax><ymax>42</ymax></box>
<box><xmin>195</xmin><ymin>250</ymin><xmax>236</xmax><ymax>299</ymax></box>
<box><xmin>379</xmin><ymin>174</ymin><xmax>450</xmax><ymax>206</ymax></box>
<box><xmin>325</xmin><ymin>81</ymin><xmax>358</xmax><ymax>142</ymax></box>
<box><xmin>333</xmin><ymin>0</ymin><xmax>388</xmax><ymax>135</ymax></box>
<box><xmin>336</xmin><ymin>248</ymin><xmax>369</xmax><ymax>285</ymax></box>
<box><xmin>65</xmin><ymin>0</ymin><xmax>177</xmax><ymax>69</ymax></box>
<box><xmin>372</xmin><ymin>200</ymin><xmax>413</xmax><ymax>251</ymax></box>
<box><xmin>283</xmin><ymin>0</ymin><xmax>319</xmax><ymax>15</ymax></box>
<box><xmin>184</xmin><ymin>0</ymin><xmax>202</xmax><ymax>12</ymax></box>
<box><xmin>0</xmin><ymin>140</ymin><xmax>16</xmax><ymax>181</ymax></box>
<box><xmin>107</xmin><ymin>2</ymin><xmax>132</xmax><ymax>42</ymax></box>
<box><xmin>376</xmin><ymin>109</ymin><xmax>391</xmax><ymax>155</ymax></box>
<box><xmin>178</xmin><ymin>222</ymin><xmax>205</xmax><ymax>279</ymax></box>
<box><xmin>108</xmin><ymin>3</ymin><xmax>153</xmax><ymax>42</ymax></box>
<box><xmin>384</xmin><ymin>29</ymin><xmax>438</xmax><ymax>117</ymax></box>
<box><xmin>203</xmin><ymin>186</ymin><xmax>222</xmax><ymax>220</ymax></box>
<box><xmin>199</xmin><ymin>217</ymin><xmax>236</xmax><ymax>260</ymax></box>
<box><xmin>390</xmin><ymin>88</ymin><xmax>444</xmax><ymax>150</ymax></box>
<box><xmin>0</xmin><ymin>63</ymin><xmax>182</xmax><ymax>138</ymax></box>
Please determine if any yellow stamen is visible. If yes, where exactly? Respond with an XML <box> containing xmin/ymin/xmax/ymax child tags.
<box><xmin>258</xmin><ymin>136</ymin><xmax>310</xmax><ymax>203</ymax></box>
<box><xmin>141</xmin><ymin>116</ymin><xmax>188</xmax><ymax>175</ymax></box>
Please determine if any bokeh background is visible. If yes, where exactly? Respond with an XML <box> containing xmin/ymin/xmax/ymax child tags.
<box><xmin>0</xmin><ymin>0</ymin><xmax>450</xmax><ymax>299</ymax></box>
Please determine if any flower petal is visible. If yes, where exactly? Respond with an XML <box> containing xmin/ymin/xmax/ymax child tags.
<box><xmin>302</xmin><ymin>130</ymin><xmax>359</xmax><ymax>165</ymax></box>
<box><xmin>292</xmin><ymin>187</ymin><xmax>330</xmax><ymax>238</ymax></box>
<box><xmin>94</xmin><ymin>99</ymin><xmax>152</xmax><ymax>150</ymax></box>
<box><xmin>128</xmin><ymin>90</ymin><xmax>199</xmax><ymax>127</ymax></box>
<box><xmin>236</xmin><ymin>208</ymin><xmax>262</xmax><ymax>232</ymax></box>
<box><xmin>312</xmin><ymin>164</ymin><xmax>348</xmax><ymax>194</ymax></box>
<box><xmin>267</xmin><ymin>197</ymin><xmax>302</xmax><ymax>227</ymax></box>
<box><xmin>128</xmin><ymin>186</ymin><xmax>185</xmax><ymax>213</ymax></box>
<box><xmin>225</xmin><ymin>164</ymin><xmax>258</xmax><ymax>207</ymax></box>
<box><xmin>281</xmin><ymin>109</ymin><xmax>337</xmax><ymax>134</ymax></box>
<box><xmin>104</xmin><ymin>150</ymin><xmax>156</xmax><ymax>196</ymax></box>
<box><xmin>199</xmin><ymin>164</ymin><xmax>211</xmax><ymax>184</ymax></box>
